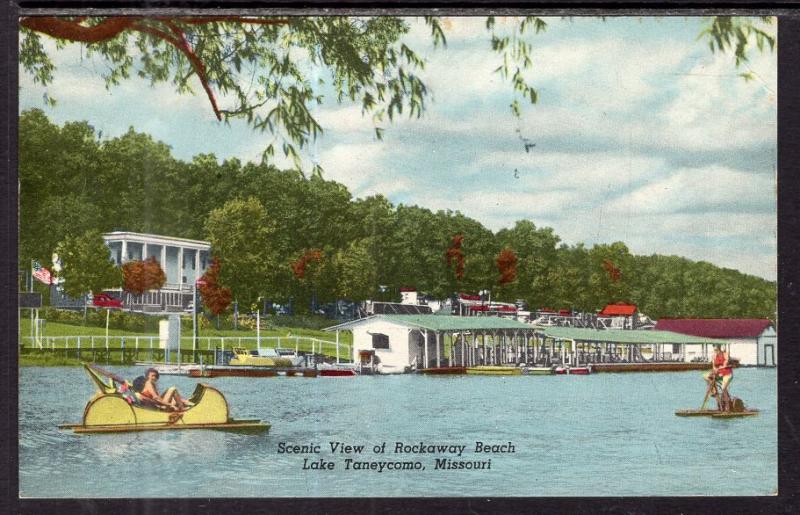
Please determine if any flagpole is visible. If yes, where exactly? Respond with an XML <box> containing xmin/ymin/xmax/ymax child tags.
<box><xmin>29</xmin><ymin>260</ymin><xmax>34</xmax><ymax>342</ymax></box>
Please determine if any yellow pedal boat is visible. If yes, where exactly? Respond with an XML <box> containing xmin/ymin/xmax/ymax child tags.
<box><xmin>60</xmin><ymin>364</ymin><xmax>270</xmax><ymax>434</ymax></box>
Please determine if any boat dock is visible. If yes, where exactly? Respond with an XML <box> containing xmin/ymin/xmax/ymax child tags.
<box><xmin>325</xmin><ymin>315</ymin><xmax>733</xmax><ymax>375</ymax></box>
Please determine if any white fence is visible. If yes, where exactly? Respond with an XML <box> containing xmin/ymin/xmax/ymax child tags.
<box><xmin>20</xmin><ymin>335</ymin><xmax>352</xmax><ymax>363</ymax></box>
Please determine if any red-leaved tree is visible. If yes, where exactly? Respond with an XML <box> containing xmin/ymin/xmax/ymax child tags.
<box><xmin>291</xmin><ymin>249</ymin><xmax>322</xmax><ymax>279</ymax></box>
<box><xmin>602</xmin><ymin>259</ymin><xmax>621</xmax><ymax>283</ymax></box>
<box><xmin>445</xmin><ymin>234</ymin><xmax>465</xmax><ymax>280</ymax></box>
<box><xmin>122</xmin><ymin>256</ymin><xmax>166</xmax><ymax>295</ymax></box>
<box><xmin>198</xmin><ymin>257</ymin><xmax>232</xmax><ymax>315</ymax></box>
<box><xmin>496</xmin><ymin>248</ymin><xmax>518</xmax><ymax>285</ymax></box>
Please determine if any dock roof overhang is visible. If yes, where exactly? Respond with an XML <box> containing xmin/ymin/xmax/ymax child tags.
<box><xmin>325</xmin><ymin>314</ymin><xmax>537</xmax><ymax>333</ymax></box>
<box><xmin>535</xmin><ymin>326</ymin><xmax>729</xmax><ymax>345</ymax></box>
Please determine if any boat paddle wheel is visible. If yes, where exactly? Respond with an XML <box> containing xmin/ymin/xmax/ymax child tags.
<box><xmin>676</xmin><ymin>374</ymin><xmax>758</xmax><ymax>418</ymax></box>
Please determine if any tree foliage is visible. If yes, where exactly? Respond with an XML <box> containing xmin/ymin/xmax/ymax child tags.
<box><xmin>445</xmin><ymin>234</ymin><xmax>465</xmax><ymax>281</ymax></box>
<box><xmin>198</xmin><ymin>257</ymin><xmax>233</xmax><ymax>315</ymax></box>
<box><xmin>122</xmin><ymin>256</ymin><xmax>166</xmax><ymax>295</ymax></box>
<box><xmin>54</xmin><ymin>230</ymin><xmax>123</xmax><ymax>297</ymax></box>
<box><xmin>204</xmin><ymin>196</ymin><xmax>282</xmax><ymax>307</ymax></box>
<box><xmin>496</xmin><ymin>248</ymin><xmax>518</xmax><ymax>285</ymax></box>
<box><xmin>21</xmin><ymin>110</ymin><xmax>777</xmax><ymax>320</ymax></box>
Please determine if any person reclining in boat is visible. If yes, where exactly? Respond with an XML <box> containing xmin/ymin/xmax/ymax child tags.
<box><xmin>133</xmin><ymin>368</ymin><xmax>193</xmax><ymax>411</ymax></box>
<box><xmin>704</xmin><ymin>344</ymin><xmax>733</xmax><ymax>410</ymax></box>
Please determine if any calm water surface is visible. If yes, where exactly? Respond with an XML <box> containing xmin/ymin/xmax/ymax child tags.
<box><xmin>20</xmin><ymin>367</ymin><xmax>777</xmax><ymax>497</ymax></box>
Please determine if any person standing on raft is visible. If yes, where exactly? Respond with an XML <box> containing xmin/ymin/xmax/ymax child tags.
<box><xmin>705</xmin><ymin>344</ymin><xmax>733</xmax><ymax>410</ymax></box>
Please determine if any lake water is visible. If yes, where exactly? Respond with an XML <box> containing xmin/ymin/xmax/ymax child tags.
<box><xmin>19</xmin><ymin>366</ymin><xmax>777</xmax><ymax>497</ymax></box>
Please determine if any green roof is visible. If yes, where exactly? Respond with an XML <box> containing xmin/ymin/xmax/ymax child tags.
<box><xmin>325</xmin><ymin>314</ymin><xmax>536</xmax><ymax>332</ymax></box>
<box><xmin>536</xmin><ymin>326</ymin><xmax>728</xmax><ymax>345</ymax></box>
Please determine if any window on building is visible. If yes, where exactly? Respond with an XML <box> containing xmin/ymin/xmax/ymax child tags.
<box><xmin>372</xmin><ymin>333</ymin><xmax>390</xmax><ymax>349</ymax></box>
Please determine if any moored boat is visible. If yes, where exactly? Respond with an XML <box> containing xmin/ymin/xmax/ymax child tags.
<box><xmin>319</xmin><ymin>368</ymin><xmax>357</xmax><ymax>377</ymax></box>
<box><xmin>419</xmin><ymin>366</ymin><xmax>467</xmax><ymax>375</ymax></box>
<box><xmin>61</xmin><ymin>364</ymin><xmax>270</xmax><ymax>434</ymax></box>
<box><xmin>229</xmin><ymin>347</ymin><xmax>284</xmax><ymax>367</ymax></box>
<box><xmin>466</xmin><ymin>366</ymin><xmax>523</xmax><ymax>376</ymax></box>
<box><xmin>553</xmin><ymin>365</ymin><xmax>592</xmax><ymax>375</ymax></box>
<box><xmin>527</xmin><ymin>366</ymin><xmax>555</xmax><ymax>375</ymax></box>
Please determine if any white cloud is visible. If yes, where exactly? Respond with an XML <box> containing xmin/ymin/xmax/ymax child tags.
<box><xmin>317</xmin><ymin>141</ymin><xmax>395</xmax><ymax>193</ymax></box>
<box><xmin>603</xmin><ymin>165</ymin><xmax>775</xmax><ymax>215</ymax></box>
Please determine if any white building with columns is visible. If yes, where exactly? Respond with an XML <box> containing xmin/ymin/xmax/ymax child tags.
<box><xmin>102</xmin><ymin>231</ymin><xmax>211</xmax><ymax>312</ymax></box>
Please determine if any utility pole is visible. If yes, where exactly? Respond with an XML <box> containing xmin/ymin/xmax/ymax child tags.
<box><xmin>194</xmin><ymin>279</ymin><xmax>206</xmax><ymax>363</ymax></box>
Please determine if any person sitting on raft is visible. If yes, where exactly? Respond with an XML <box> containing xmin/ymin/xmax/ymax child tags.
<box><xmin>133</xmin><ymin>368</ymin><xmax>193</xmax><ymax>411</ymax></box>
<box><xmin>705</xmin><ymin>344</ymin><xmax>733</xmax><ymax>410</ymax></box>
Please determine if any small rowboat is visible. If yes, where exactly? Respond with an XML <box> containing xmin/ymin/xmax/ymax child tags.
<box><xmin>675</xmin><ymin>409</ymin><xmax>759</xmax><ymax>418</ymax></box>
<box><xmin>61</xmin><ymin>364</ymin><xmax>270</xmax><ymax>434</ymax></box>
<box><xmin>466</xmin><ymin>366</ymin><xmax>523</xmax><ymax>376</ymax></box>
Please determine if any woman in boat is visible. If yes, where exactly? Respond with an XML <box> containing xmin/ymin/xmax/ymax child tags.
<box><xmin>705</xmin><ymin>344</ymin><xmax>733</xmax><ymax>410</ymax></box>
<box><xmin>137</xmin><ymin>368</ymin><xmax>192</xmax><ymax>411</ymax></box>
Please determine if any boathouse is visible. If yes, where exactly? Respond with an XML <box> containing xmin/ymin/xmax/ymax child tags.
<box><xmin>654</xmin><ymin>319</ymin><xmax>777</xmax><ymax>366</ymax></box>
<box><xmin>534</xmin><ymin>326</ymin><xmax>728</xmax><ymax>368</ymax></box>
<box><xmin>324</xmin><ymin>315</ymin><xmax>538</xmax><ymax>374</ymax></box>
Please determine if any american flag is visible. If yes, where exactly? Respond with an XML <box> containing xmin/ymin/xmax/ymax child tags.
<box><xmin>32</xmin><ymin>260</ymin><xmax>52</xmax><ymax>285</ymax></box>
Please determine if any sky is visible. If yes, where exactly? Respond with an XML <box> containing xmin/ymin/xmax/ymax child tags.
<box><xmin>18</xmin><ymin>16</ymin><xmax>778</xmax><ymax>281</ymax></box>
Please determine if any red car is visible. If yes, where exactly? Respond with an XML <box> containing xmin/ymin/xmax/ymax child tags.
<box><xmin>92</xmin><ymin>293</ymin><xmax>123</xmax><ymax>309</ymax></box>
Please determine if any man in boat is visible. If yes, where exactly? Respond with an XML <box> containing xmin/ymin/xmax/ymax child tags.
<box><xmin>134</xmin><ymin>368</ymin><xmax>193</xmax><ymax>411</ymax></box>
<box><xmin>704</xmin><ymin>344</ymin><xmax>733</xmax><ymax>411</ymax></box>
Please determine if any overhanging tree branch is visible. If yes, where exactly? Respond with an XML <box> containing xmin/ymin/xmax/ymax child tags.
<box><xmin>19</xmin><ymin>16</ymin><xmax>292</xmax><ymax>121</ymax></box>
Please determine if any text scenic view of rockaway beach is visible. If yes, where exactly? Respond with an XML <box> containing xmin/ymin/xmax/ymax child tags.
<box><xmin>18</xmin><ymin>15</ymin><xmax>777</xmax><ymax>497</ymax></box>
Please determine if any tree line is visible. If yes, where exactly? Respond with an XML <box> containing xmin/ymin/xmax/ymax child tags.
<box><xmin>19</xmin><ymin>109</ymin><xmax>776</xmax><ymax>320</ymax></box>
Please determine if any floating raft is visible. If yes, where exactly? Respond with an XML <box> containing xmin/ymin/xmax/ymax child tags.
<box><xmin>466</xmin><ymin>366</ymin><xmax>523</xmax><ymax>376</ymax></box>
<box><xmin>675</xmin><ymin>409</ymin><xmax>759</xmax><ymax>418</ymax></box>
<box><xmin>59</xmin><ymin>419</ymin><xmax>270</xmax><ymax>434</ymax></box>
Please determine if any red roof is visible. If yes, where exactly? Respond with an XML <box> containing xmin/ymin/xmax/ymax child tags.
<box><xmin>599</xmin><ymin>303</ymin><xmax>637</xmax><ymax>316</ymax></box>
<box><xmin>655</xmin><ymin>319</ymin><xmax>773</xmax><ymax>339</ymax></box>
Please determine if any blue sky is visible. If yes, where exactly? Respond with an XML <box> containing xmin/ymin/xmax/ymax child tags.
<box><xmin>19</xmin><ymin>16</ymin><xmax>777</xmax><ymax>280</ymax></box>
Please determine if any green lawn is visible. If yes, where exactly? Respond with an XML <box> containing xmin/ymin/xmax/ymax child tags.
<box><xmin>19</xmin><ymin>318</ymin><xmax>351</xmax><ymax>343</ymax></box>
<box><xmin>18</xmin><ymin>318</ymin><xmax>353</xmax><ymax>365</ymax></box>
